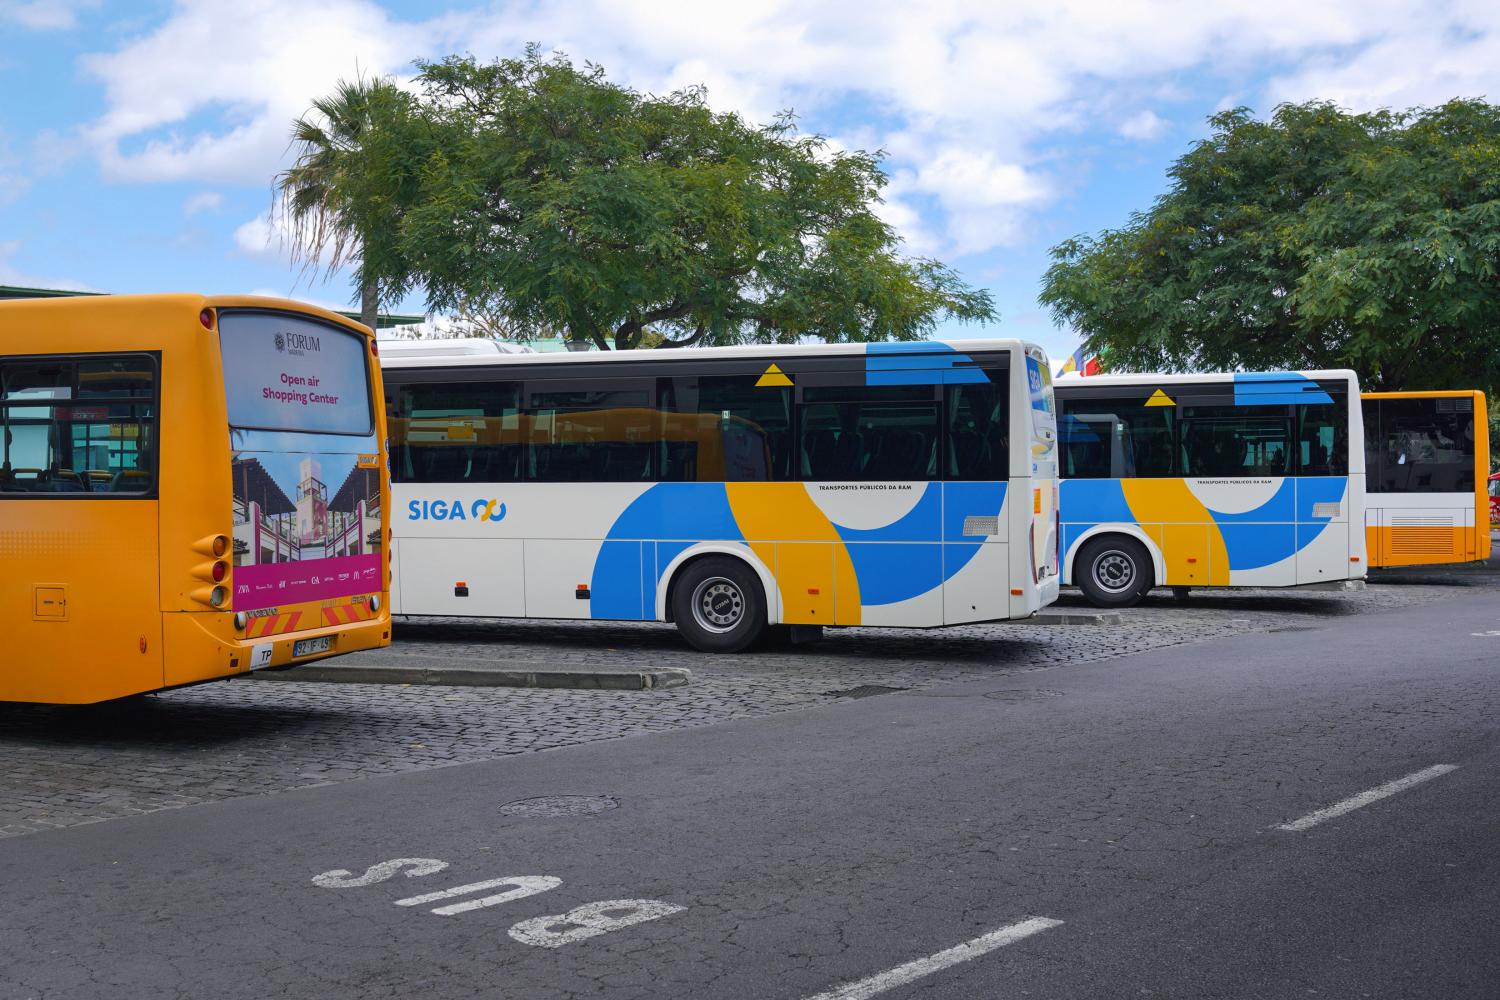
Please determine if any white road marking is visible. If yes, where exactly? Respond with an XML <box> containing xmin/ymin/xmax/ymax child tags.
<box><xmin>801</xmin><ymin>917</ymin><xmax>1064</xmax><ymax>1000</ymax></box>
<box><xmin>1276</xmin><ymin>764</ymin><xmax>1459</xmax><ymax>832</ymax></box>
<box><xmin>394</xmin><ymin>875</ymin><xmax>561</xmax><ymax>915</ymax></box>
<box><xmin>508</xmin><ymin>899</ymin><xmax>687</xmax><ymax>948</ymax></box>
<box><xmin>312</xmin><ymin>858</ymin><xmax>448</xmax><ymax>888</ymax></box>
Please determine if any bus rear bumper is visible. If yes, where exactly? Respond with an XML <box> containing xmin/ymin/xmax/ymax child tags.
<box><xmin>163</xmin><ymin>610</ymin><xmax>392</xmax><ymax>686</ymax></box>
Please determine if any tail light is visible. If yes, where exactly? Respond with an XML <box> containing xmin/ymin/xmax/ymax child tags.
<box><xmin>192</xmin><ymin>534</ymin><xmax>230</xmax><ymax>557</ymax></box>
<box><xmin>190</xmin><ymin>585</ymin><xmax>228</xmax><ymax>608</ymax></box>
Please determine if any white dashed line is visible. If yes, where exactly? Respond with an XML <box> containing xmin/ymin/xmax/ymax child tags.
<box><xmin>1276</xmin><ymin>764</ymin><xmax>1459</xmax><ymax>832</ymax></box>
<box><xmin>802</xmin><ymin>917</ymin><xmax>1063</xmax><ymax>1000</ymax></box>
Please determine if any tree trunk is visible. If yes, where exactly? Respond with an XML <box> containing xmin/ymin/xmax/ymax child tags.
<box><xmin>359</xmin><ymin>273</ymin><xmax>379</xmax><ymax>334</ymax></box>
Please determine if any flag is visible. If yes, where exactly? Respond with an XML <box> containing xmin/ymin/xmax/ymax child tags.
<box><xmin>1058</xmin><ymin>346</ymin><xmax>1100</xmax><ymax>377</ymax></box>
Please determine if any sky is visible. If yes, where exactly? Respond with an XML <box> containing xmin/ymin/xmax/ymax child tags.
<box><xmin>3</xmin><ymin>1</ymin><xmax>1500</xmax><ymax>364</ymax></box>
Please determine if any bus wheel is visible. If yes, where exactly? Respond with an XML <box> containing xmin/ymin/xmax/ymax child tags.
<box><xmin>672</xmin><ymin>557</ymin><xmax>767</xmax><ymax>653</ymax></box>
<box><xmin>1077</xmin><ymin>536</ymin><xmax>1153</xmax><ymax>608</ymax></box>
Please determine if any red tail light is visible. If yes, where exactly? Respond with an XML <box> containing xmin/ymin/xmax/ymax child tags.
<box><xmin>369</xmin><ymin>339</ymin><xmax>379</xmax><ymax>356</ymax></box>
<box><xmin>211</xmin><ymin>560</ymin><xmax>227</xmax><ymax>582</ymax></box>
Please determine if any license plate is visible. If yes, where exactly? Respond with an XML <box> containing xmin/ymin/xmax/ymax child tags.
<box><xmin>292</xmin><ymin>636</ymin><xmax>332</xmax><ymax>658</ymax></box>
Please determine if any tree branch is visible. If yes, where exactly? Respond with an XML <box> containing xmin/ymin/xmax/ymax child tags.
<box><xmin>655</xmin><ymin>321</ymin><xmax>708</xmax><ymax>349</ymax></box>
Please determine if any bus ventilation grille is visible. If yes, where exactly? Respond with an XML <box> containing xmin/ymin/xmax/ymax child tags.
<box><xmin>1391</xmin><ymin>525</ymin><xmax>1456</xmax><ymax>555</ymax></box>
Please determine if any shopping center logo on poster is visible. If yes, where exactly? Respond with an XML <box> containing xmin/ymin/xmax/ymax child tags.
<box><xmin>274</xmin><ymin>329</ymin><xmax>322</xmax><ymax>357</ymax></box>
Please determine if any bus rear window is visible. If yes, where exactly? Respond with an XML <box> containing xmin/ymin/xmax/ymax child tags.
<box><xmin>219</xmin><ymin>312</ymin><xmax>373</xmax><ymax>435</ymax></box>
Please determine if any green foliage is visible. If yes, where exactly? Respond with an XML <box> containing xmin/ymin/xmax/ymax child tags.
<box><xmin>1040</xmin><ymin>100</ymin><xmax>1500</xmax><ymax>396</ymax></box>
<box><xmin>297</xmin><ymin>48</ymin><xmax>993</xmax><ymax>349</ymax></box>
<box><xmin>278</xmin><ymin>78</ymin><xmax>427</xmax><ymax>326</ymax></box>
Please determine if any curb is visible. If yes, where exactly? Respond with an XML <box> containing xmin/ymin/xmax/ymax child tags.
<box><xmin>243</xmin><ymin>663</ymin><xmax>692</xmax><ymax>691</ymax></box>
<box><xmin>1030</xmin><ymin>610</ymin><xmax>1124</xmax><ymax>625</ymax></box>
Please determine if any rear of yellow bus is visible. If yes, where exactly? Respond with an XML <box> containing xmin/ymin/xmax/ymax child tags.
<box><xmin>168</xmin><ymin>298</ymin><xmax>392</xmax><ymax>683</ymax></box>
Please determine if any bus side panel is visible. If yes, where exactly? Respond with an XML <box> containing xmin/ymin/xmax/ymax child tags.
<box><xmin>1365</xmin><ymin>494</ymin><xmax>1475</xmax><ymax>567</ymax></box>
<box><xmin>0</xmin><ymin>501</ymin><xmax>163</xmax><ymax>704</ymax></box>
<box><xmin>944</xmin><ymin>480</ymin><xmax>1011</xmax><ymax>625</ymax></box>
<box><xmin>396</xmin><ymin>536</ymin><xmax>527</xmax><ymax>617</ymax></box>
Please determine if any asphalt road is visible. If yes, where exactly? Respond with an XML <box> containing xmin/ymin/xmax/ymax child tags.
<box><xmin>3</xmin><ymin>593</ymin><xmax>1497</xmax><ymax>1000</ymax></box>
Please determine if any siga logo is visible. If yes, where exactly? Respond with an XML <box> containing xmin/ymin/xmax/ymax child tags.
<box><xmin>407</xmin><ymin>498</ymin><xmax>507</xmax><ymax>523</ymax></box>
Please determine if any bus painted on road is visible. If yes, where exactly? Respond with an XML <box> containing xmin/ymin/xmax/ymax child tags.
<box><xmin>0</xmin><ymin>294</ymin><xmax>390</xmax><ymax>703</ymax></box>
<box><xmin>1362</xmin><ymin>391</ymin><xmax>1491</xmax><ymax>567</ymax></box>
<box><xmin>383</xmin><ymin>339</ymin><xmax>1060</xmax><ymax>652</ymax></box>
<box><xmin>1055</xmin><ymin>370</ymin><xmax>1366</xmax><ymax>607</ymax></box>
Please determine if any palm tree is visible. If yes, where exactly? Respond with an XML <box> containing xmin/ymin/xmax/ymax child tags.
<box><xmin>277</xmin><ymin>78</ymin><xmax>404</xmax><ymax>331</ymax></box>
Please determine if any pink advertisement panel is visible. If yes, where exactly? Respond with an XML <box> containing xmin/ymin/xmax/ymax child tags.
<box><xmin>235</xmin><ymin>553</ymin><xmax>382</xmax><ymax>609</ymax></box>
<box><xmin>230</xmin><ymin>450</ymin><xmax>383</xmax><ymax>612</ymax></box>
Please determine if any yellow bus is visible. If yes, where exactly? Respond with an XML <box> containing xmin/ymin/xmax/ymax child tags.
<box><xmin>0</xmin><ymin>294</ymin><xmax>391</xmax><ymax>703</ymax></box>
<box><xmin>1362</xmin><ymin>390</ymin><xmax>1491</xmax><ymax>567</ymax></box>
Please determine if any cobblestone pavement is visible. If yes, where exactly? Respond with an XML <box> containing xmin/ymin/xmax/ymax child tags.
<box><xmin>0</xmin><ymin>578</ymin><xmax>1485</xmax><ymax>838</ymax></box>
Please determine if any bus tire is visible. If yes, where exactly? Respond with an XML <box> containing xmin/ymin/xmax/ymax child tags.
<box><xmin>671</xmin><ymin>556</ymin><xmax>767</xmax><ymax>653</ymax></box>
<box><xmin>1076</xmin><ymin>535</ymin><xmax>1153</xmax><ymax>608</ymax></box>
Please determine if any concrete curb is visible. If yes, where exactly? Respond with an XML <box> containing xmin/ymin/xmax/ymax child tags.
<box><xmin>1030</xmin><ymin>610</ymin><xmax>1124</xmax><ymax>625</ymax></box>
<box><xmin>243</xmin><ymin>663</ymin><xmax>692</xmax><ymax>691</ymax></box>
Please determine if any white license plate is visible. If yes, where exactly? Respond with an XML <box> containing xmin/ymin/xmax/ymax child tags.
<box><xmin>292</xmin><ymin>636</ymin><xmax>332</xmax><ymax>658</ymax></box>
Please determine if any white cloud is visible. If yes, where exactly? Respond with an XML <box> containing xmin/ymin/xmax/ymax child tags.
<box><xmin>73</xmin><ymin>0</ymin><xmax>1500</xmax><ymax>260</ymax></box>
<box><xmin>1117</xmin><ymin>110</ymin><xmax>1168</xmax><ymax>141</ymax></box>
<box><xmin>233</xmin><ymin>209</ymin><xmax>278</xmax><ymax>258</ymax></box>
<box><xmin>1269</xmin><ymin>22</ymin><xmax>1500</xmax><ymax>110</ymax></box>
<box><xmin>1</xmin><ymin>0</ymin><xmax>97</xmax><ymax>30</ymax></box>
<box><xmin>183</xmin><ymin>191</ymin><xmax>223</xmax><ymax>217</ymax></box>
<box><xmin>81</xmin><ymin>0</ymin><xmax>423</xmax><ymax>184</ymax></box>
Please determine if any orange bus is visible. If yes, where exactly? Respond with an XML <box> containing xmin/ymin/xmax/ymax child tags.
<box><xmin>1362</xmin><ymin>390</ymin><xmax>1491</xmax><ymax>567</ymax></box>
<box><xmin>0</xmin><ymin>294</ymin><xmax>391</xmax><ymax>703</ymax></box>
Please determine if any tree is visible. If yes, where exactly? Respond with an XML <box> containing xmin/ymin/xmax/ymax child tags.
<box><xmin>373</xmin><ymin>49</ymin><xmax>993</xmax><ymax>350</ymax></box>
<box><xmin>1040</xmin><ymin>100</ymin><xmax>1500</xmax><ymax>396</ymax></box>
<box><xmin>441</xmin><ymin>291</ymin><xmax>555</xmax><ymax>342</ymax></box>
<box><xmin>278</xmin><ymin>78</ymin><xmax>420</xmax><ymax>331</ymax></box>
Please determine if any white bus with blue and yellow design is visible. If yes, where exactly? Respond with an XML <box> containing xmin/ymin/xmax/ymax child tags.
<box><xmin>383</xmin><ymin>339</ymin><xmax>1060</xmax><ymax>651</ymax></box>
<box><xmin>1056</xmin><ymin>370</ymin><xmax>1366</xmax><ymax>607</ymax></box>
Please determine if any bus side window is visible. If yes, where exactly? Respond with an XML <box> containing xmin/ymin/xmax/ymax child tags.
<box><xmin>396</xmin><ymin>381</ymin><xmax>523</xmax><ymax>484</ymax></box>
<box><xmin>1296</xmin><ymin>398</ymin><xmax>1347</xmax><ymax>477</ymax></box>
<box><xmin>1056</xmin><ymin>393</ymin><xmax>1173</xmax><ymax>479</ymax></box>
<box><xmin>1</xmin><ymin>356</ymin><xmax>156</xmax><ymax>496</ymax></box>
<box><xmin>798</xmin><ymin>384</ymin><xmax>938</xmax><ymax>482</ymax></box>
<box><xmin>945</xmin><ymin>379</ymin><xmax>1008</xmax><ymax>481</ymax></box>
<box><xmin>661</xmin><ymin>375</ymin><xmax>791</xmax><ymax>483</ymax></box>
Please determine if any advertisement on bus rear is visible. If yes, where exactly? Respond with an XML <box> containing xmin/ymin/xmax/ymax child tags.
<box><xmin>218</xmin><ymin>312</ymin><xmax>373</xmax><ymax>435</ymax></box>
<box><xmin>220</xmin><ymin>312</ymin><xmax>382</xmax><ymax>611</ymax></box>
<box><xmin>228</xmin><ymin>450</ymin><xmax>382</xmax><ymax>611</ymax></box>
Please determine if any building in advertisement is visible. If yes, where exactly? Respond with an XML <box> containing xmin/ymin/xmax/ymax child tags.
<box><xmin>295</xmin><ymin>456</ymin><xmax>330</xmax><ymax>556</ymax></box>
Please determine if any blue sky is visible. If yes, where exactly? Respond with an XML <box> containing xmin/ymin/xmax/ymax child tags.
<box><xmin>3</xmin><ymin>1</ymin><xmax>1499</xmax><ymax>365</ymax></box>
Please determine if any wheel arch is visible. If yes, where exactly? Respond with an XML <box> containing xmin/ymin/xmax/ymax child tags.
<box><xmin>1063</xmin><ymin>524</ymin><xmax>1165</xmax><ymax>588</ymax></box>
<box><xmin>656</xmin><ymin>544</ymin><xmax>780</xmax><ymax>624</ymax></box>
